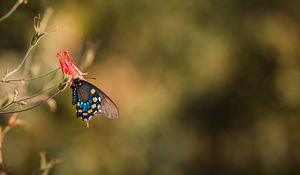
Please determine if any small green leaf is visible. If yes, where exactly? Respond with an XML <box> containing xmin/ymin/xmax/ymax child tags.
<box><xmin>30</xmin><ymin>33</ymin><xmax>45</xmax><ymax>46</ymax></box>
<box><xmin>1</xmin><ymin>98</ymin><xmax>12</xmax><ymax>108</ymax></box>
<box><xmin>58</xmin><ymin>79</ymin><xmax>70</xmax><ymax>92</ymax></box>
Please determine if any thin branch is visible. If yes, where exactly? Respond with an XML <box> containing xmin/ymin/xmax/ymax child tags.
<box><xmin>0</xmin><ymin>91</ymin><xmax>61</xmax><ymax>115</ymax></box>
<box><xmin>17</xmin><ymin>83</ymin><xmax>60</xmax><ymax>102</ymax></box>
<box><xmin>23</xmin><ymin>9</ymin><xmax>54</xmax><ymax>77</ymax></box>
<box><xmin>1</xmin><ymin>67</ymin><xmax>60</xmax><ymax>83</ymax></box>
<box><xmin>2</xmin><ymin>46</ymin><xmax>34</xmax><ymax>80</ymax></box>
<box><xmin>0</xmin><ymin>114</ymin><xmax>22</xmax><ymax>173</ymax></box>
<box><xmin>0</xmin><ymin>100</ymin><xmax>13</xmax><ymax>111</ymax></box>
<box><xmin>0</xmin><ymin>0</ymin><xmax>23</xmax><ymax>23</ymax></box>
<box><xmin>0</xmin><ymin>82</ymin><xmax>61</xmax><ymax>111</ymax></box>
<box><xmin>2</xmin><ymin>127</ymin><xmax>10</xmax><ymax>136</ymax></box>
<box><xmin>39</xmin><ymin>152</ymin><xmax>61</xmax><ymax>175</ymax></box>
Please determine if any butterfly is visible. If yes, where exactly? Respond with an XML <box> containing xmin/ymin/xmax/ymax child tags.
<box><xmin>70</xmin><ymin>78</ymin><xmax>119</xmax><ymax>126</ymax></box>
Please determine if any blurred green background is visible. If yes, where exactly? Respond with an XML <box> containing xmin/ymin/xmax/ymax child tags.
<box><xmin>1</xmin><ymin>0</ymin><xmax>300</xmax><ymax>174</ymax></box>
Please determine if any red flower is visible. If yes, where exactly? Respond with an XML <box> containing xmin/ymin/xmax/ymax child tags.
<box><xmin>56</xmin><ymin>51</ymin><xmax>85</xmax><ymax>82</ymax></box>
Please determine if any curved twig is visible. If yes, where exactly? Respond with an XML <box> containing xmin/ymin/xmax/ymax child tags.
<box><xmin>0</xmin><ymin>91</ymin><xmax>61</xmax><ymax>115</ymax></box>
<box><xmin>1</xmin><ymin>67</ymin><xmax>60</xmax><ymax>83</ymax></box>
<box><xmin>17</xmin><ymin>83</ymin><xmax>60</xmax><ymax>102</ymax></box>
<box><xmin>0</xmin><ymin>0</ymin><xmax>23</xmax><ymax>23</ymax></box>
<box><xmin>0</xmin><ymin>82</ymin><xmax>61</xmax><ymax>111</ymax></box>
<box><xmin>2</xmin><ymin>46</ymin><xmax>34</xmax><ymax>80</ymax></box>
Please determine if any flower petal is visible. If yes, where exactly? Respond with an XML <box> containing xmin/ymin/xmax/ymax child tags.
<box><xmin>57</xmin><ymin>52</ymin><xmax>67</xmax><ymax>74</ymax></box>
<box><xmin>57</xmin><ymin>51</ymin><xmax>85</xmax><ymax>81</ymax></box>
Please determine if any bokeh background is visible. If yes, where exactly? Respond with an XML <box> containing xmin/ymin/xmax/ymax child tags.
<box><xmin>1</xmin><ymin>0</ymin><xmax>300</xmax><ymax>174</ymax></box>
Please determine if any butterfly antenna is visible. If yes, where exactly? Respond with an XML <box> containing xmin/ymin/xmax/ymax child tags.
<box><xmin>84</xmin><ymin>76</ymin><xmax>96</xmax><ymax>80</ymax></box>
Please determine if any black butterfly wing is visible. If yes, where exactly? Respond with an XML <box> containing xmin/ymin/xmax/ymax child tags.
<box><xmin>76</xmin><ymin>83</ymin><xmax>91</xmax><ymax>102</ymax></box>
<box><xmin>97</xmin><ymin>91</ymin><xmax>119</xmax><ymax>119</ymax></box>
<box><xmin>81</xmin><ymin>80</ymin><xmax>119</xmax><ymax>119</ymax></box>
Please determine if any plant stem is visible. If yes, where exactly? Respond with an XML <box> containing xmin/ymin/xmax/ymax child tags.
<box><xmin>0</xmin><ymin>0</ymin><xmax>23</xmax><ymax>23</ymax></box>
<box><xmin>0</xmin><ymin>91</ymin><xmax>61</xmax><ymax>115</ymax></box>
<box><xmin>2</xmin><ymin>46</ymin><xmax>34</xmax><ymax>80</ymax></box>
<box><xmin>0</xmin><ymin>82</ymin><xmax>61</xmax><ymax>111</ymax></box>
<box><xmin>1</xmin><ymin>67</ymin><xmax>60</xmax><ymax>83</ymax></box>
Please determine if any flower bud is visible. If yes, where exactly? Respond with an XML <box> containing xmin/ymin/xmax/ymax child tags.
<box><xmin>13</xmin><ymin>90</ymin><xmax>18</xmax><ymax>101</ymax></box>
<box><xmin>30</xmin><ymin>15</ymin><xmax>45</xmax><ymax>47</ymax></box>
<box><xmin>58</xmin><ymin>77</ymin><xmax>70</xmax><ymax>91</ymax></box>
<box><xmin>8</xmin><ymin>114</ymin><xmax>23</xmax><ymax>128</ymax></box>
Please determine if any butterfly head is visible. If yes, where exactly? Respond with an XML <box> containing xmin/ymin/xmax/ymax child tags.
<box><xmin>70</xmin><ymin>78</ymin><xmax>82</xmax><ymax>89</ymax></box>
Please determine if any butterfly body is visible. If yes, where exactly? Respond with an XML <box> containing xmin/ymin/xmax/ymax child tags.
<box><xmin>71</xmin><ymin>78</ymin><xmax>119</xmax><ymax>123</ymax></box>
